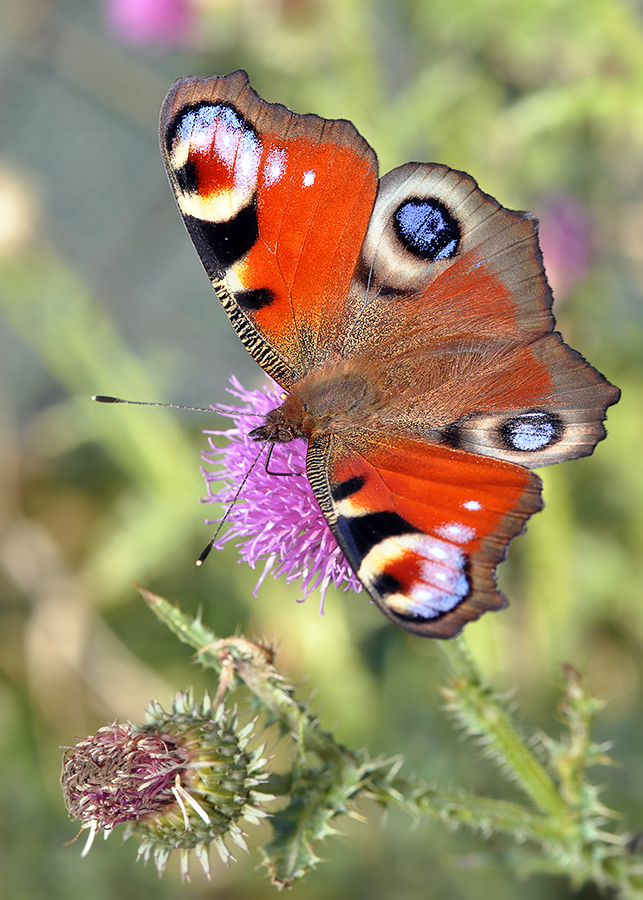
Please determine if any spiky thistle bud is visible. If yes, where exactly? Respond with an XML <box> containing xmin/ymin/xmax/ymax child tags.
<box><xmin>61</xmin><ymin>690</ymin><xmax>271</xmax><ymax>879</ymax></box>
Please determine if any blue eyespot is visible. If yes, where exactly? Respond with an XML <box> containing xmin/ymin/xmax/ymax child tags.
<box><xmin>500</xmin><ymin>411</ymin><xmax>564</xmax><ymax>452</ymax></box>
<box><xmin>393</xmin><ymin>198</ymin><xmax>460</xmax><ymax>261</ymax></box>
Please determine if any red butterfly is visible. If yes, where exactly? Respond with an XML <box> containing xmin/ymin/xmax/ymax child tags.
<box><xmin>160</xmin><ymin>71</ymin><xmax>619</xmax><ymax>639</ymax></box>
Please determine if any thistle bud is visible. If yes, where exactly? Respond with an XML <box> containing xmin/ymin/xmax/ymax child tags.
<box><xmin>61</xmin><ymin>691</ymin><xmax>270</xmax><ymax>878</ymax></box>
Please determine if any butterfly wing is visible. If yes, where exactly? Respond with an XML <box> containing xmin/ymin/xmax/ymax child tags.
<box><xmin>339</xmin><ymin>163</ymin><xmax>619</xmax><ymax>468</ymax></box>
<box><xmin>161</xmin><ymin>73</ymin><xmax>618</xmax><ymax>636</ymax></box>
<box><xmin>160</xmin><ymin>71</ymin><xmax>378</xmax><ymax>388</ymax></box>
<box><xmin>307</xmin><ymin>432</ymin><xmax>542</xmax><ymax>638</ymax></box>
<box><xmin>161</xmin><ymin>75</ymin><xmax>617</xmax><ymax>468</ymax></box>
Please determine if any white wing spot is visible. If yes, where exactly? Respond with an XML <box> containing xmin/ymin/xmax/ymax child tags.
<box><xmin>359</xmin><ymin>533</ymin><xmax>470</xmax><ymax>620</ymax></box>
<box><xmin>302</xmin><ymin>169</ymin><xmax>315</xmax><ymax>187</ymax></box>
<box><xmin>233</xmin><ymin>135</ymin><xmax>262</xmax><ymax>192</ymax></box>
<box><xmin>435</xmin><ymin>522</ymin><xmax>476</xmax><ymax>544</ymax></box>
<box><xmin>263</xmin><ymin>147</ymin><xmax>288</xmax><ymax>186</ymax></box>
<box><xmin>462</xmin><ymin>500</ymin><xmax>482</xmax><ymax>511</ymax></box>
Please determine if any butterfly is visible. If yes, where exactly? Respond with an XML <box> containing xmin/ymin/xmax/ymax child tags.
<box><xmin>160</xmin><ymin>70</ymin><xmax>619</xmax><ymax>639</ymax></box>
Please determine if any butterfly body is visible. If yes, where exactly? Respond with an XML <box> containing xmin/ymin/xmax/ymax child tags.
<box><xmin>161</xmin><ymin>71</ymin><xmax>619</xmax><ymax>638</ymax></box>
<box><xmin>250</xmin><ymin>356</ymin><xmax>398</xmax><ymax>443</ymax></box>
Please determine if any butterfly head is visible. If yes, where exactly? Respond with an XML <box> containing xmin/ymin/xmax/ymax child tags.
<box><xmin>249</xmin><ymin>405</ymin><xmax>300</xmax><ymax>444</ymax></box>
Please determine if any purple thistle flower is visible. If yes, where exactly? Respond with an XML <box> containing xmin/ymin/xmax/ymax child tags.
<box><xmin>105</xmin><ymin>0</ymin><xmax>194</xmax><ymax>46</ymax></box>
<box><xmin>62</xmin><ymin>723</ymin><xmax>188</xmax><ymax>838</ymax></box>
<box><xmin>201</xmin><ymin>377</ymin><xmax>362</xmax><ymax>614</ymax></box>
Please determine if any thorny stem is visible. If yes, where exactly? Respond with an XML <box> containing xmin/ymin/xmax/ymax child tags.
<box><xmin>140</xmin><ymin>588</ymin><xmax>643</xmax><ymax>895</ymax></box>
<box><xmin>138</xmin><ymin>587</ymin><xmax>349</xmax><ymax>765</ymax></box>
<box><xmin>438</xmin><ymin>638</ymin><xmax>567</xmax><ymax>817</ymax></box>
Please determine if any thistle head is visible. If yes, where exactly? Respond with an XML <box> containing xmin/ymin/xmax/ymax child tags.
<box><xmin>61</xmin><ymin>690</ymin><xmax>270</xmax><ymax>879</ymax></box>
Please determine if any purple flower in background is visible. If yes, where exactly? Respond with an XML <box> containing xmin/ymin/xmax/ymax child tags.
<box><xmin>106</xmin><ymin>0</ymin><xmax>194</xmax><ymax>45</ymax></box>
<box><xmin>201</xmin><ymin>377</ymin><xmax>362</xmax><ymax>613</ymax></box>
<box><xmin>538</xmin><ymin>194</ymin><xmax>594</xmax><ymax>301</ymax></box>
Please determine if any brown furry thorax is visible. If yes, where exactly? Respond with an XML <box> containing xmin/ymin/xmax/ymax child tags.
<box><xmin>249</xmin><ymin>356</ymin><xmax>390</xmax><ymax>444</ymax></box>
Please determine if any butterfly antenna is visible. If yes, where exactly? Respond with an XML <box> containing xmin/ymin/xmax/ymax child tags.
<box><xmin>196</xmin><ymin>442</ymin><xmax>269</xmax><ymax>566</ymax></box>
<box><xmin>92</xmin><ymin>395</ymin><xmax>263</xmax><ymax>417</ymax></box>
<box><xmin>264</xmin><ymin>441</ymin><xmax>304</xmax><ymax>476</ymax></box>
<box><xmin>92</xmin><ymin>395</ymin><xmax>218</xmax><ymax>413</ymax></box>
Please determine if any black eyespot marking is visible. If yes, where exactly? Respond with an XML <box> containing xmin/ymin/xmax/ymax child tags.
<box><xmin>166</xmin><ymin>100</ymin><xmax>253</xmax><ymax>156</ymax></box>
<box><xmin>237</xmin><ymin>288</ymin><xmax>275</xmax><ymax>312</ymax></box>
<box><xmin>440</xmin><ymin>422</ymin><xmax>463</xmax><ymax>449</ymax></box>
<box><xmin>167</xmin><ymin>100</ymin><xmax>258</xmax><ymax>203</ymax></box>
<box><xmin>391</xmin><ymin>554</ymin><xmax>473</xmax><ymax>624</ymax></box>
<box><xmin>176</xmin><ymin>159</ymin><xmax>198</xmax><ymax>195</ymax></box>
<box><xmin>500</xmin><ymin>411</ymin><xmax>564</xmax><ymax>452</ymax></box>
<box><xmin>337</xmin><ymin>512</ymin><xmax>418</xmax><ymax>572</ymax></box>
<box><xmin>371</xmin><ymin>572</ymin><xmax>402</xmax><ymax>598</ymax></box>
<box><xmin>393</xmin><ymin>198</ymin><xmax>461</xmax><ymax>261</ymax></box>
<box><xmin>331</xmin><ymin>475</ymin><xmax>366</xmax><ymax>502</ymax></box>
<box><xmin>185</xmin><ymin>201</ymin><xmax>258</xmax><ymax>276</ymax></box>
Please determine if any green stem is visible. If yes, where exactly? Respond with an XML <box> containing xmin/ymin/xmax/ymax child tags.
<box><xmin>367</xmin><ymin>775</ymin><xmax>565</xmax><ymax>845</ymax></box>
<box><xmin>140</xmin><ymin>587</ymin><xmax>351</xmax><ymax>765</ymax></box>
<box><xmin>138</xmin><ymin>587</ymin><xmax>222</xmax><ymax>665</ymax></box>
<box><xmin>439</xmin><ymin>638</ymin><xmax>566</xmax><ymax>817</ymax></box>
<box><xmin>142</xmin><ymin>588</ymin><xmax>643</xmax><ymax>895</ymax></box>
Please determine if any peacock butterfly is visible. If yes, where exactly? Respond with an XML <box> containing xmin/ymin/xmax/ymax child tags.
<box><xmin>160</xmin><ymin>70</ymin><xmax>619</xmax><ymax>639</ymax></box>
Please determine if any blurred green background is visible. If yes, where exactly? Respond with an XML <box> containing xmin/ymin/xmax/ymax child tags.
<box><xmin>0</xmin><ymin>0</ymin><xmax>642</xmax><ymax>897</ymax></box>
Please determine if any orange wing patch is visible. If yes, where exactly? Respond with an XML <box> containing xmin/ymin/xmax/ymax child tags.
<box><xmin>161</xmin><ymin>71</ymin><xmax>378</xmax><ymax>384</ymax></box>
<box><xmin>311</xmin><ymin>434</ymin><xmax>542</xmax><ymax>638</ymax></box>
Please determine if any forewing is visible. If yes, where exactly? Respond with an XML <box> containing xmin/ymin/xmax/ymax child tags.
<box><xmin>307</xmin><ymin>432</ymin><xmax>542</xmax><ymax>638</ymax></box>
<box><xmin>160</xmin><ymin>71</ymin><xmax>378</xmax><ymax>387</ymax></box>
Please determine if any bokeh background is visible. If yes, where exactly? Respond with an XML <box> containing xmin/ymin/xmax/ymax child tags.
<box><xmin>1</xmin><ymin>0</ymin><xmax>642</xmax><ymax>897</ymax></box>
